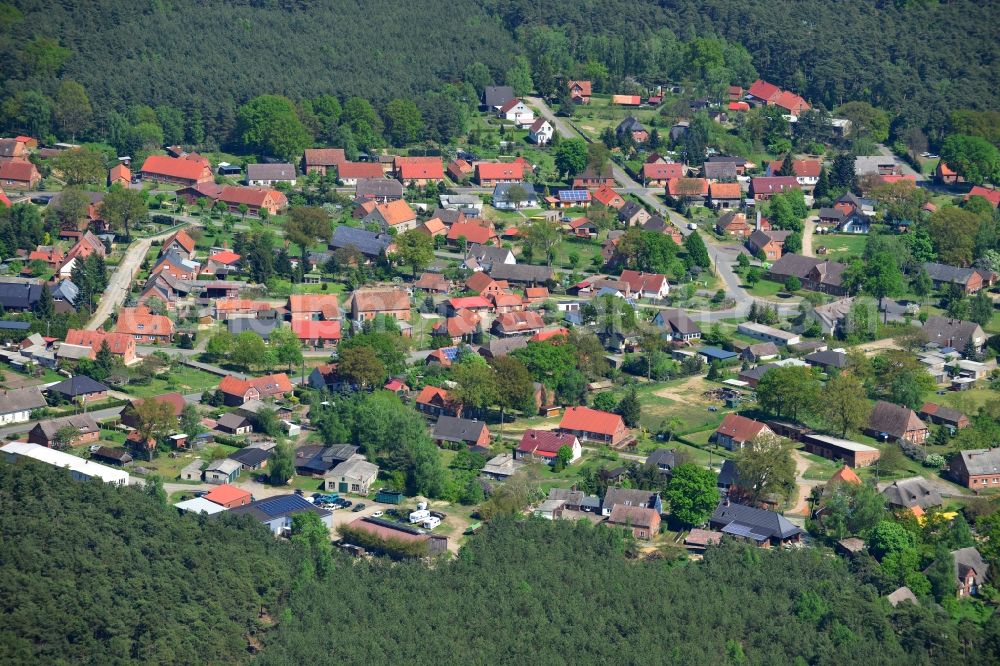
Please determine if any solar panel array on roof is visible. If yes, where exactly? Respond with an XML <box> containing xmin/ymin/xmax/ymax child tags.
<box><xmin>558</xmin><ymin>189</ymin><xmax>590</xmax><ymax>202</ymax></box>
<box><xmin>721</xmin><ymin>522</ymin><xmax>768</xmax><ymax>541</ymax></box>
<box><xmin>258</xmin><ymin>495</ymin><xmax>309</xmax><ymax>517</ymax></box>
<box><xmin>442</xmin><ymin>347</ymin><xmax>460</xmax><ymax>361</ymax></box>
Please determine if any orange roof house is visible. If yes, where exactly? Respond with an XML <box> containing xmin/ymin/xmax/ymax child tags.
<box><xmin>64</xmin><ymin>329</ymin><xmax>136</xmax><ymax>364</ymax></box>
<box><xmin>162</xmin><ymin>229</ymin><xmax>196</xmax><ymax>259</ymax></box>
<box><xmin>365</xmin><ymin>199</ymin><xmax>417</xmax><ymax>232</ymax></box>
<box><xmin>0</xmin><ymin>160</ymin><xmax>41</xmax><ymax>189</ymax></box>
<box><xmin>447</xmin><ymin>159</ymin><xmax>474</xmax><ymax>182</ymax></box>
<box><xmin>115</xmin><ymin>306</ymin><xmax>174</xmax><ymax>344</ymax></box>
<box><xmin>350</xmin><ymin>288</ymin><xmax>411</xmax><ymax>321</ymax></box>
<box><xmin>337</xmin><ymin>161</ymin><xmax>383</xmax><ymax>182</ymax></box>
<box><xmin>203</xmin><ymin>484</ymin><xmax>252</xmax><ymax>509</ymax></box>
<box><xmin>643</xmin><ymin>162</ymin><xmax>684</xmax><ymax>185</ymax></box>
<box><xmin>417</xmin><ymin>216</ymin><xmax>448</xmax><ymax>237</ymax></box>
<box><xmin>28</xmin><ymin>245</ymin><xmax>64</xmax><ymax>267</ymax></box>
<box><xmin>612</xmin><ymin>95</ymin><xmax>642</xmax><ymax>106</ymax></box>
<box><xmin>415</xmin><ymin>385</ymin><xmax>461</xmax><ymax>418</ymax></box>
<box><xmin>666</xmin><ymin>178</ymin><xmax>709</xmax><ymax>197</ymax></box>
<box><xmin>447</xmin><ymin>220</ymin><xmax>497</xmax><ymax>246</ymax></box>
<box><xmin>709</xmin><ymin>182</ymin><xmax>742</xmax><ymax>207</ymax></box>
<box><xmin>219</xmin><ymin>186</ymin><xmax>288</xmax><ymax>216</ymax></box>
<box><xmin>773</xmin><ymin>91</ymin><xmax>810</xmax><ymax>115</ymax></box>
<box><xmin>828</xmin><ymin>465</ymin><xmax>862</xmax><ymax>487</ymax></box>
<box><xmin>288</xmin><ymin>293</ymin><xmax>340</xmax><ymax>320</ymax></box>
<box><xmin>395</xmin><ymin>156</ymin><xmax>444</xmax><ymax>185</ymax></box>
<box><xmin>747</xmin><ymin>79</ymin><xmax>782</xmax><ymax>104</ymax></box>
<box><xmin>219</xmin><ymin>373</ymin><xmax>293</xmax><ymax>406</ymax></box>
<box><xmin>140</xmin><ymin>155</ymin><xmax>213</xmax><ymax>185</ymax></box>
<box><xmin>592</xmin><ymin>184</ymin><xmax>626</xmax><ymax>209</ymax></box>
<box><xmin>558</xmin><ymin>406</ymin><xmax>630</xmax><ymax>446</ymax></box>
<box><xmin>714</xmin><ymin>414</ymin><xmax>772</xmax><ymax>451</ymax></box>
<box><xmin>568</xmin><ymin>80</ymin><xmax>592</xmax><ymax>103</ymax></box>
<box><xmin>965</xmin><ymin>186</ymin><xmax>1000</xmax><ymax>208</ymax></box>
<box><xmin>109</xmin><ymin>163</ymin><xmax>131</xmax><ymax>186</ymax></box>
<box><xmin>290</xmin><ymin>319</ymin><xmax>342</xmax><ymax>348</ymax></box>
<box><xmin>475</xmin><ymin>162</ymin><xmax>525</xmax><ymax>186</ymax></box>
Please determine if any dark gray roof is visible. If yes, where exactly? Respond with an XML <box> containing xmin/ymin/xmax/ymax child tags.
<box><xmin>603</xmin><ymin>487</ymin><xmax>658</xmax><ymax>510</ymax></box>
<box><xmin>868</xmin><ymin>401</ymin><xmax>926</xmax><ymax>439</ymax></box>
<box><xmin>48</xmin><ymin>375</ymin><xmax>109</xmax><ymax>397</ymax></box>
<box><xmin>804</xmin><ymin>350</ymin><xmax>848</xmax><ymax>369</ymax></box>
<box><xmin>432</xmin><ymin>415</ymin><xmax>488</xmax><ymax>445</ymax></box>
<box><xmin>0</xmin><ymin>283</ymin><xmax>42</xmax><ymax>309</ymax></box>
<box><xmin>493</xmin><ymin>182</ymin><xmax>537</xmax><ymax>204</ymax></box>
<box><xmin>739</xmin><ymin>363</ymin><xmax>777</xmax><ymax>382</ymax></box>
<box><xmin>0</xmin><ymin>386</ymin><xmax>47</xmax><ymax>414</ymax></box>
<box><xmin>922</xmin><ymin>262</ymin><xmax>976</xmax><ymax>285</ymax></box>
<box><xmin>329</xmin><ymin>226</ymin><xmax>393</xmax><ymax>257</ymax></box>
<box><xmin>881</xmin><ymin>477</ymin><xmax>942</xmax><ymax>509</ymax></box>
<box><xmin>718</xmin><ymin>459</ymin><xmax>741</xmax><ymax>487</ymax></box>
<box><xmin>295</xmin><ymin>444</ymin><xmax>360</xmax><ymax>474</ymax></box>
<box><xmin>951</xmin><ymin>547</ymin><xmax>989</xmax><ymax>587</ymax></box>
<box><xmin>641</xmin><ymin>215</ymin><xmax>669</xmax><ymax>233</ymax></box>
<box><xmin>489</xmin><ymin>262</ymin><xmax>553</xmax><ymax>284</ymax></box>
<box><xmin>247</xmin><ymin>163</ymin><xmax>296</xmax><ymax>181</ymax></box>
<box><xmin>710</xmin><ymin>502</ymin><xmax>802</xmax><ymax>540</ymax></box>
<box><xmin>702</xmin><ymin>161</ymin><xmax>738</xmax><ymax>180</ymax></box>
<box><xmin>228</xmin><ymin>318</ymin><xmax>279</xmax><ymax>340</ymax></box>
<box><xmin>616</xmin><ymin>116</ymin><xmax>646</xmax><ymax>135</ymax></box>
<box><xmin>646</xmin><ymin>448</ymin><xmax>676</xmax><ymax>470</ymax></box>
<box><xmin>228</xmin><ymin>494</ymin><xmax>331</xmax><ymax>522</ymax></box>
<box><xmin>618</xmin><ymin>201</ymin><xmax>645</xmax><ymax>221</ymax></box>
<box><xmin>921</xmin><ymin>316</ymin><xmax>983</xmax><ymax>352</ymax></box>
<box><xmin>477</xmin><ymin>336</ymin><xmax>528</xmax><ymax>359</ymax></box>
<box><xmin>228</xmin><ymin>446</ymin><xmax>270</xmax><ymax>467</ymax></box>
<box><xmin>355</xmin><ymin>178</ymin><xmax>403</xmax><ymax>200</ymax></box>
<box><xmin>217</xmin><ymin>412</ymin><xmax>251</xmax><ymax>430</ymax></box>
<box><xmin>483</xmin><ymin>86</ymin><xmax>515</xmax><ymax>108</ymax></box>
<box><xmin>0</xmin><ymin>320</ymin><xmax>30</xmax><ymax>330</ymax></box>
<box><xmin>953</xmin><ymin>448</ymin><xmax>1000</xmax><ymax>477</ymax></box>
<box><xmin>52</xmin><ymin>280</ymin><xmax>79</xmax><ymax>305</ymax></box>
<box><xmin>431</xmin><ymin>208</ymin><xmax>464</xmax><ymax>225</ymax></box>
<box><xmin>653</xmin><ymin>308</ymin><xmax>701</xmax><ymax>335</ymax></box>
<box><xmin>31</xmin><ymin>414</ymin><xmax>99</xmax><ymax>439</ymax></box>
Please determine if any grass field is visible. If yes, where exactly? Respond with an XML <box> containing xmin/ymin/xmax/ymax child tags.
<box><xmin>814</xmin><ymin>233</ymin><xmax>868</xmax><ymax>261</ymax></box>
<box><xmin>121</xmin><ymin>366</ymin><xmax>222</xmax><ymax>398</ymax></box>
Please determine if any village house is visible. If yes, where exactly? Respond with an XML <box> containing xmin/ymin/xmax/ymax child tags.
<box><xmin>767</xmin><ymin>254</ymin><xmax>849</xmax><ymax>296</ymax></box>
<box><xmin>921</xmin><ymin>316</ymin><xmax>985</xmax><ymax>355</ymax></box>
<box><xmin>335</xmin><ymin>161</ymin><xmax>384</xmax><ymax>186</ymax></box>
<box><xmin>63</xmin><ymin>329</ymin><xmax>137</xmax><ymax>364</ymax></box>
<box><xmin>394</xmin><ymin>156</ymin><xmax>445</xmax><ymax>186</ymax></box>
<box><xmin>492</xmin><ymin>310</ymin><xmax>545</xmax><ymax>337</ymax></box>
<box><xmin>246</xmin><ymin>163</ymin><xmax>296</xmax><ymax>187</ymax></box>
<box><xmin>290</xmin><ymin>319</ymin><xmax>342</xmax><ymax>349</ymax></box>
<box><xmin>666</xmin><ymin>177</ymin><xmax>709</xmax><ymax>205</ymax></box>
<box><xmin>606</xmin><ymin>505</ymin><xmax>661</xmax><ymax>540</ymax></box>
<box><xmin>766</xmin><ymin>159</ymin><xmax>821</xmax><ymax>191</ymax></box>
<box><xmin>218</xmin><ymin>373</ymin><xmax>293</xmax><ymax>406</ymax></box>
<box><xmin>302</xmin><ymin>148</ymin><xmax>346</xmax><ymax>176</ymax></box>
<box><xmin>0</xmin><ymin>159</ymin><xmax>41</xmax><ymax>189</ymax></box>
<box><xmin>161</xmin><ymin>229</ymin><xmax>197</xmax><ymax>260</ymax></box>
<box><xmin>447</xmin><ymin>159</ymin><xmax>474</xmax><ymax>182</ymax></box>
<box><xmin>497</xmin><ymin>98</ymin><xmax>534</xmax><ymax>127</ymax></box>
<box><xmin>710</xmin><ymin>502</ymin><xmax>803</xmax><ymax>547</ymax></box>
<box><xmin>617</xmin><ymin>201</ymin><xmax>651</xmax><ymax>228</ymax></box>
<box><xmin>559</xmin><ymin>406</ymin><xmax>630</xmax><ymax>447</ymax></box>
<box><xmin>592</xmin><ymin>184</ymin><xmax>626</xmax><ymax>209</ymax></box>
<box><xmin>737</xmin><ymin>322</ymin><xmax>800</xmax><ymax>346</ymax></box>
<box><xmin>0</xmin><ymin>386</ymin><xmax>47</xmax><ymax>425</ymax></box>
<box><xmin>139</xmin><ymin>154</ymin><xmax>213</xmax><ymax>186</ymax></box>
<box><xmin>708</xmin><ymin>182</ymin><xmax>742</xmax><ymax>209</ymax></box>
<box><xmin>432</xmin><ymin>415</ymin><xmax>491</xmax><ymax>451</ymax></box>
<box><xmin>515</xmin><ymin>430</ymin><xmax>581</xmax><ymax>464</ymax></box>
<box><xmin>642</xmin><ymin>162</ymin><xmax>684</xmax><ymax>187</ymax></box>
<box><xmin>866</xmin><ymin>401</ymin><xmax>928</xmax><ymax>443</ymax></box>
<box><xmin>528</xmin><ymin>118</ymin><xmax>554</xmax><ymax>145</ymax></box>
<box><xmin>288</xmin><ymin>293</ymin><xmax>340</xmax><ymax>321</ymax></box>
<box><xmin>27</xmin><ymin>414</ymin><xmax>100</xmax><ymax>449</ymax></box>
<box><xmin>475</xmin><ymin>161</ymin><xmax>524</xmax><ymax>186</ymax></box>
<box><xmin>324</xmin><ymin>457</ymin><xmax>379</xmax><ymax>494</ymax></box>
<box><xmin>46</xmin><ymin>375</ymin><xmax>109</xmax><ymax>403</ymax></box>
<box><xmin>572</xmin><ymin>164</ymin><xmax>615</xmax><ymax>189</ymax></box>
<box><xmin>714</xmin><ymin>414</ymin><xmax>774</xmax><ymax>451</ymax></box>
<box><xmin>801</xmin><ymin>433</ymin><xmax>880</xmax><ymax>468</ymax></box>
<box><xmin>616</xmin><ymin>117</ymin><xmax>648</xmax><ymax>143</ymax></box>
<box><xmin>108</xmin><ymin>163</ymin><xmax>131</xmax><ymax>186</ymax></box>
<box><xmin>619</xmin><ymin>270</ymin><xmax>670</xmax><ymax>300</ymax></box>
<box><xmin>746</xmin><ymin>229</ymin><xmax>791</xmax><ymax>261</ymax></box>
<box><xmin>0</xmin><ymin>282</ymin><xmax>42</xmax><ymax>312</ymax></box>
<box><xmin>611</xmin><ymin>95</ymin><xmax>641</xmax><ymax>106</ymax></box>
<box><xmin>329</xmin><ymin>226</ymin><xmax>394</xmax><ymax>260</ymax></box>
<box><xmin>919</xmin><ymin>403</ymin><xmax>969</xmax><ymax>431</ymax></box>
<box><xmin>965</xmin><ymin>186</ymin><xmax>1000</xmax><ymax>208</ymax></box>
<box><xmin>349</xmin><ymin>288</ymin><xmax>410</xmax><ymax>322</ymax></box>
<box><xmin>115</xmin><ymin>306</ymin><xmax>174</xmax><ymax>344</ymax></box>
<box><xmin>121</xmin><ymin>393</ymin><xmax>185</xmax><ymax>432</ymax></box>
<box><xmin>922</xmin><ymin>262</ymin><xmax>984</xmax><ymax>294</ymax></box>
<box><xmin>448</xmin><ymin>219</ymin><xmax>500</xmax><ymax>246</ymax></box>
<box><xmin>219</xmin><ymin>186</ymin><xmax>288</xmax><ymax>217</ymax></box>
<box><xmin>355</xmin><ymin>177</ymin><xmax>403</xmax><ymax>203</ymax></box>
<box><xmin>216</xmin><ymin>412</ymin><xmax>253</xmax><ymax>436</ymax></box>
<box><xmin>567</xmin><ymin>80</ymin><xmax>592</xmax><ymax>104</ymax></box>
<box><xmin>652</xmin><ymin>308</ymin><xmax>702</xmax><ymax>342</ymax></box>
<box><xmin>492</xmin><ymin>183</ymin><xmax>538</xmax><ymax>210</ymax></box>
<box><xmin>415</xmin><ymin>385</ymin><xmax>461</xmax><ymax>418</ymax></box>
<box><xmin>742</xmin><ymin>342</ymin><xmax>779</xmax><ymax>363</ymax></box>
<box><xmin>363</xmin><ymin>199</ymin><xmax>417</xmax><ymax>233</ymax></box>
<box><xmin>949</xmin><ymin>448</ymin><xmax>1000</xmax><ymax>489</ymax></box>
<box><xmin>203</xmin><ymin>484</ymin><xmax>252</xmax><ymax>509</ymax></box>
<box><xmin>881</xmin><ymin>477</ymin><xmax>942</xmax><ymax>513</ymax></box>
<box><xmin>602</xmin><ymin>487</ymin><xmax>662</xmax><ymax>516</ymax></box>
<box><xmin>716</xmin><ymin>211</ymin><xmax>762</xmax><ymax>237</ymax></box>
<box><xmin>749</xmin><ymin>176</ymin><xmax>800</xmax><ymax>202</ymax></box>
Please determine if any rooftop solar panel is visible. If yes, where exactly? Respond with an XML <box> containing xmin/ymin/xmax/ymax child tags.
<box><xmin>558</xmin><ymin>189</ymin><xmax>590</xmax><ymax>201</ymax></box>
<box><xmin>258</xmin><ymin>495</ymin><xmax>308</xmax><ymax>517</ymax></box>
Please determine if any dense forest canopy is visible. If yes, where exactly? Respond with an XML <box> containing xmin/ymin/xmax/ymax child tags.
<box><xmin>2</xmin><ymin>463</ymin><xmax>999</xmax><ymax>665</ymax></box>
<box><xmin>1</xmin><ymin>0</ymin><xmax>997</xmax><ymax>149</ymax></box>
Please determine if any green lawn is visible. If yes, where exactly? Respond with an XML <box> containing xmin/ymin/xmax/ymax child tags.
<box><xmin>744</xmin><ymin>277</ymin><xmax>801</xmax><ymax>302</ymax></box>
<box><xmin>121</xmin><ymin>367</ymin><xmax>222</xmax><ymax>398</ymax></box>
<box><xmin>814</xmin><ymin>234</ymin><xmax>867</xmax><ymax>262</ymax></box>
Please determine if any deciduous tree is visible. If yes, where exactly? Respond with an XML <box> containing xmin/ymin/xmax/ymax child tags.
<box><xmin>664</xmin><ymin>463</ymin><xmax>720</xmax><ymax>526</ymax></box>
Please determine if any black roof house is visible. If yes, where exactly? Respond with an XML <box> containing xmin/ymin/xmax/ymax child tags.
<box><xmin>329</xmin><ymin>226</ymin><xmax>393</xmax><ymax>258</ymax></box>
<box><xmin>47</xmin><ymin>375</ymin><xmax>109</xmax><ymax>399</ymax></box>
<box><xmin>710</xmin><ymin>502</ymin><xmax>803</xmax><ymax>544</ymax></box>
<box><xmin>0</xmin><ymin>282</ymin><xmax>42</xmax><ymax>310</ymax></box>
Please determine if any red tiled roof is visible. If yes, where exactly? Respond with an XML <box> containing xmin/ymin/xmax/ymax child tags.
<box><xmin>449</xmin><ymin>295</ymin><xmax>491</xmax><ymax>310</ymax></box>
<box><xmin>0</xmin><ymin>189</ymin><xmax>9</xmax><ymax>207</ymax></box>
<box><xmin>352</xmin><ymin>288</ymin><xmax>410</xmax><ymax>313</ymax></box>
<box><xmin>751</xmin><ymin>177</ymin><xmax>800</xmax><ymax>195</ymax></box>
<box><xmin>499</xmin><ymin>98</ymin><xmax>525</xmax><ymax>114</ymax></box>
<box><xmin>937</xmin><ymin>162</ymin><xmax>957</xmax><ymax>177</ymax></box>
<box><xmin>416</xmin><ymin>385</ymin><xmax>451</xmax><ymax>406</ymax></box>
<box><xmin>495</xmin><ymin>310</ymin><xmax>544</xmax><ymax>333</ymax></box>
<box><xmin>116</xmin><ymin>306</ymin><xmax>174</xmax><ymax>337</ymax></box>
<box><xmin>291</xmin><ymin>319</ymin><xmax>342</xmax><ymax>340</ymax></box>
<box><xmin>288</xmin><ymin>294</ymin><xmax>340</xmax><ymax>318</ymax></box>
<box><xmin>728</xmin><ymin>101</ymin><xmax>750</xmax><ymax>111</ymax></box>
<box><xmin>531</xmin><ymin>327</ymin><xmax>568</xmax><ymax>342</ymax></box>
<box><xmin>476</xmin><ymin>162</ymin><xmax>524</xmax><ymax>181</ymax></box>
<box><xmin>109</xmin><ymin>163</ymin><xmax>131</xmax><ymax>181</ymax></box>
<box><xmin>748</xmin><ymin>79</ymin><xmax>781</xmax><ymax>102</ymax></box>
<box><xmin>204</xmin><ymin>484</ymin><xmax>252</xmax><ymax>506</ymax></box>
<box><xmin>466</xmin><ymin>271</ymin><xmax>499</xmax><ymax>293</ymax></box>
<box><xmin>0</xmin><ymin>160</ymin><xmax>38</xmax><ymax>181</ymax></box>
<box><xmin>384</xmin><ymin>379</ymin><xmax>408</xmax><ymax>391</ymax></box>
<box><xmin>560</xmin><ymin>406</ymin><xmax>625</xmax><ymax>437</ymax></box>
<box><xmin>164</xmin><ymin>229</ymin><xmax>196</xmax><ymax>254</ymax></box>
<box><xmin>338</xmin><ymin>162</ymin><xmax>384</xmax><ymax>179</ymax></box>
<box><xmin>619</xmin><ymin>270</ymin><xmax>667</xmax><ymax>294</ymax></box>
<box><xmin>221</xmin><ymin>373</ymin><xmax>293</xmax><ymax>399</ymax></box>
<box><xmin>208</xmin><ymin>250</ymin><xmax>241</xmax><ymax>265</ymax></box>
<box><xmin>612</xmin><ymin>95</ymin><xmax>642</xmax><ymax>105</ymax></box>
<box><xmin>643</xmin><ymin>162</ymin><xmax>684</xmax><ymax>180</ymax></box>
<box><xmin>442</xmin><ymin>309</ymin><xmax>481</xmax><ymax>337</ymax></box>
<box><xmin>447</xmin><ymin>220</ymin><xmax>496</xmax><ymax>244</ymax></box>
<box><xmin>666</xmin><ymin>178</ymin><xmax>709</xmax><ymax>196</ymax></box>
<box><xmin>131</xmin><ymin>392</ymin><xmax>185</xmax><ymax>417</ymax></box>
<box><xmin>966</xmin><ymin>186</ymin><xmax>1000</xmax><ymax>208</ymax></box>
<box><xmin>828</xmin><ymin>465</ymin><xmax>861</xmax><ymax>486</ymax></box>
<box><xmin>715</xmin><ymin>413</ymin><xmax>768</xmax><ymax>442</ymax></box>
<box><xmin>592</xmin><ymin>184</ymin><xmax>624</xmax><ymax>208</ymax></box>
<box><xmin>396</xmin><ymin>157</ymin><xmax>444</xmax><ymax>180</ymax></box>
<box><xmin>773</xmin><ymin>91</ymin><xmax>810</xmax><ymax>114</ymax></box>
<box><xmin>304</xmin><ymin>148</ymin><xmax>346</xmax><ymax>167</ymax></box>
<box><xmin>710</xmin><ymin>182</ymin><xmax>742</xmax><ymax>199</ymax></box>
<box><xmin>769</xmin><ymin>159</ymin><xmax>821</xmax><ymax>178</ymax></box>
<box><xmin>64</xmin><ymin>329</ymin><xmax>134</xmax><ymax>356</ymax></box>
<box><xmin>568</xmin><ymin>80</ymin><xmax>592</xmax><ymax>96</ymax></box>
<box><xmin>140</xmin><ymin>155</ymin><xmax>210</xmax><ymax>181</ymax></box>
<box><xmin>371</xmin><ymin>199</ymin><xmax>415</xmax><ymax>226</ymax></box>
<box><xmin>517</xmin><ymin>429</ymin><xmax>577</xmax><ymax>456</ymax></box>
<box><xmin>220</xmin><ymin>186</ymin><xmax>287</xmax><ymax>209</ymax></box>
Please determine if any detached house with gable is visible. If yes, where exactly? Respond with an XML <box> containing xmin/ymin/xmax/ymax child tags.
<box><xmin>497</xmin><ymin>99</ymin><xmax>534</xmax><ymax>127</ymax></box>
<box><xmin>558</xmin><ymin>406</ymin><xmax>630</xmax><ymax>447</ymax></box>
<box><xmin>115</xmin><ymin>306</ymin><xmax>174</xmax><ymax>344</ymax></box>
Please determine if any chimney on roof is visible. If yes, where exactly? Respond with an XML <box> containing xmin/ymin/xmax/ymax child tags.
<box><xmin>756</xmin><ymin>210</ymin><xmax>762</xmax><ymax>231</ymax></box>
